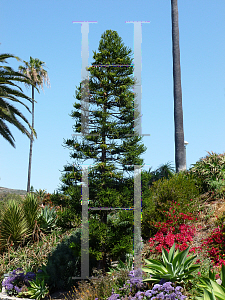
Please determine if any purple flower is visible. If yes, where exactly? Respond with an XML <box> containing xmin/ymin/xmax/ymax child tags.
<box><xmin>6</xmin><ymin>283</ymin><xmax>14</xmax><ymax>290</ymax></box>
<box><xmin>2</xmin><ymin>268</ymin><xmax>38</xmax><ymax>297</ymax></box>
<box><xmin>108</xmin><ymin>294</ymin><xmax>121</xmax><ymax>300</ymax></box>
<box><xmin>14</xmin><ymin>286</ymin><xmax>22</xmax><ymax>293</ymax></box>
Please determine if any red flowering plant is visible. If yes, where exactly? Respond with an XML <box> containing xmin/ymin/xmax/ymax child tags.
<box><xmin>199</xmin><ymin>224</ymin><xmax>225</xmax><ymax>269</ymax></box>
<box><xmin>147</xmin><ymin>200</ymin><xmax>201</xmax><ymax>257</ymax></box>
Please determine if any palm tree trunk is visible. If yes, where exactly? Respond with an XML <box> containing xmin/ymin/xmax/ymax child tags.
<box><xmin>171</xmin><ymin>0</ymin><xmax>186</xmax><ymax>173</ymax></box>
<box><xmin>27</xmin><ymin>86</ymin><xmax>34</xmax><ymax>193</ymax></box>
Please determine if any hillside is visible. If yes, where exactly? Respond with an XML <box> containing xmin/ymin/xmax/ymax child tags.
<box><xmin>0</xmin><ymin>186</ymin><xmax>27</xmax><ymax>195</ymax></box>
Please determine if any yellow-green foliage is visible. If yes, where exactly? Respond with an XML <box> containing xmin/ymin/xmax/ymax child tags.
<box><xmin>188</xmin><ymin>151</ymin><xmax>225</xmax><ymax>196</ymax></box>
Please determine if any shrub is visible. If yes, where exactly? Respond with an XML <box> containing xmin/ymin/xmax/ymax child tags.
<box><xmin>42</xmin><ymin>227</ymin><xmax>99</xmax><ymax>294</ymax></box>
<box><xmin>188</xmin><ymin>151</ymin><xmax>225</xmax><ymax>196</ymax></box>
<box><xmin>49</xmin><ymin>191</ymin><xmax>81</xmax><ymax>230</ymax></box>
<box><xmin>141</xmin><ymin>172</ymin><xmax>200</xmax><ymax>242</ymax></box>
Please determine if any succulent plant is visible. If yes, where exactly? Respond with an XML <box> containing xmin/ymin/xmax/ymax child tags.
<box><xmin>195</xmin><ymin>264</ymin><xmax>225</xmax><ymax>300</ymax></box>
<box><xmin>142</xmin><ymin>242</ymin><xmax>201</xmax><ymax>285</ymax></box>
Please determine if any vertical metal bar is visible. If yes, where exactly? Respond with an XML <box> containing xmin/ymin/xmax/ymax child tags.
<box><xmin>72</xmin><ymin>21</ymin><xmax>97</xmax><ymax>135</ymax></box>
<box><xmin>81</xmin><ymin>165</ymin><xmax>89</xmax><ymax>279</ymax></box>
<box><xmin>133</xmin><ymin>165</ymin><xmax>142</xmax><ymax>272</ymax></box>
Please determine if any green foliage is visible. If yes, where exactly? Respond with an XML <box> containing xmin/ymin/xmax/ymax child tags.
<box><xmin>195</xmin><ymin>264</ymin><xmax>225</xmax><ymax>300</ymax></box>
<box><xmin>34</xmin><ymin>189</ymin><xmax>47</xmax><ymax>204</ymax></box>
<box><xmin>142</xmin><ymin>243</ymin><xmax>201</xmax><ymax>285</ymax></box>
<box><xmin>0</xmin><ymin>53</ymin><xmax>38</xmax><ymax>148</ymax></box>
<box><xmin>0</xmin><ymin>199</ymin><xmax>33</xmax><ymax>250</ymax></box>
<box><xmin>42</xmin><ymin>228</ymin><xmax>99</xmax><ymax>293</ymax></box>
<box><xmin>59</xmin><ymin>29</ymin><xmax>147</xmax><ymax>272</ymax></box>
<box><xmin>188</xmin><ymin>151</ymin><xmax>225</xmax><ymax>195</ymax></box>
<box><xmin>23</xmin><ymin>278</ymin><xmax>49</xmax><ymax>300</ymax></box>
<box><xmin>147</xmin><ymin>161</ymin><xmax>176</xmax><ymax>188</ymax></box>
<box><xmin>141</xmin><ymin>171</ymin><xmax>200</xmax><ymax>242</ymax></box>
<box><xmin>42</xmin><ymin>229</ymin><xmax>81</xmax><ymax>293</ymax></box>
<box><xmin>50</xmin><ymin>190</ymin><xmax>82</xmax><ymax>229</ymax></box>
<box><xmin>88</xmin><ymin>209</ymin><xmax>134</xmax><ymax>264</ymax></box>
<box><xmin>106</xmin><ymin>253</ymin><xmax>134</xmax><ymax>275</ymax></box>
<box><xmin>36</xmin><ymin>204</ymin><xmax>58</xmax><ymax>234</ymax></box>
<box><xmin>215</xmin><ymin>211</ymin><xmax>225</xmax><ymax>229</ymax></box>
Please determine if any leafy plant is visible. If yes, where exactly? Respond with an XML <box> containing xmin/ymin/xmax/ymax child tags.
<box><xmin>188</xmin><ymin>151</ymin><xmax>225</xmax><ymax>195</ymax></box>
<box><xmin>106</xmin><ymin>253</ymin><xmax>134</xmax><ymax>275</ymax></box>
<box><xmin>195</xmin><ymin>264</ymin><xmax>225</xmax><ymax>300</ymax></box>
<box><xmin>147</xmin><ymin>162</ymin><xmax>176</xmax><ymax>187</ymax></box>
<box><xmin>34</xmin><ymin>189</ymin><xmax>47</xmax><ymax>205</ymax></box>
<box><xmin>0</xmin><ymin>199</ymin><xmax>33</xmax><ymax>251</ymax></box>
<box><xmin>215</xmin><ymin>212</ymin><xmax>225</xmax><ymax>230</ymax></box>
<box><xmin>42</xmin><ymin>227</ymin><xmax>99</xmax><ymax>294</ymax></box>
<box><xmin>49</xmin><ymin>190</ymin><xmax>81</xmax><ymax>229</ymax></box>
<box><xmin>24</xmin><ymin>277</ymin><xmax>49</xmax><ymax>300</ymax></box>
<box><xmin>141</xmin><ymin>172</ymin><xmax>200</xmax><ymax>242</ymax></box>
<box><xmin>20</xmin><ymin>193</ymin><xmax>43</xmax><ymax>244</ymax></box>
<box><xmin>142</xmin><ymin>243</ymin><xmax>201</xmax><ymax>285</ymax></box>
<box><xmin>36</xmin><ymin>204</ymin><xmax>58</xmax><ymax>234</ymax></box>
<box><xmin>1</xmin><ymin>267</ymin><xmax>36</xmax><ymax>297</ymax></box>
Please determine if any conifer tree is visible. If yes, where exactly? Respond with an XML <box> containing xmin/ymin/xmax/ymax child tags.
<box><xmin>59</xmin><ymin>30</ymin><xmax>147</xmax><ymax>273</ymax></box>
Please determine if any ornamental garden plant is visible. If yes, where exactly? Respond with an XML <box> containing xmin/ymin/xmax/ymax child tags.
<box><xmin>0</xmin><ymin>151</ymin><xmax>224</xmax><ymax>299</ymax></box>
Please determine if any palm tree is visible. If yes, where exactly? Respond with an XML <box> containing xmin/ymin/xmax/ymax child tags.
<box><xmin>171</xmin><ymin>0</ymin><xmax>186</xmax><ymax>172</ymax></box>
<box><xmin>0</xmin><ymin>53</ymin><xmax>38</xmax><ymax>148</ymax></box>
<box><xmin>18</xmin><ymin>57</ymin><xmax>50</xmax><ymax>193</ymax></box>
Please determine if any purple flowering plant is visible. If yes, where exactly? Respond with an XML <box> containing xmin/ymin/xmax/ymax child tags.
<box><xmin>2</xmin><ymin>267</ymin><xmax>45</xmax><ymax>297</ymax></box>
<box><xmin>99</xmin><ymin>268</ymin><xmax>187</xmax><ymax>300</ymax></box>
<box><xmin>98</xmin><ymin>277</ymin><xmax>187</xmax><ymax>300</ymax></box>
<box><xmin>107</xmin><ymin>282</ymin><xmax>187</xmax><ymax>299</ymax></box>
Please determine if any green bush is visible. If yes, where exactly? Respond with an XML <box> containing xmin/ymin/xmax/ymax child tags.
<box><xmin>42</xmin><ymin>227</ymin><xmax>99</xmax><ymax>294</ymax></box>
<box><xmin>141</xmin><ymin>171</ymin><xmax>201</xmax><ymax>242</ymax></box>
<box><xmin>50</xmin><ymin>191</ymin><xmax>81</xmax><ymax>230</ymax></box>
<box><xmin>188</xmin><ymin>151</ymin><xmax>225</xmax><ymax>196</ymax></box>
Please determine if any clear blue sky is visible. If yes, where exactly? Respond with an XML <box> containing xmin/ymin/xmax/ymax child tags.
<box><xmin>1</xmin><ymin>0</ymin><xmax>225</xmax><ymax>194</ymax></box>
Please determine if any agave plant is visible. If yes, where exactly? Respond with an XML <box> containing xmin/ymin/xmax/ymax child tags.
<box><xmin>142</xmin><ymin>243</ymin><xmax>201</xmax><ymax>285</ymax></box>
<box><xmin>36</xmin><ymin>204</ymin><xmax>58</xmax><ymax>234</ymax></box>
<box><xmin>23</xmin><ymin>278</ymin><xmax>49</xmax><ymax>300</ymax></box>
<box><xmin>195</xmin><ymin>264</ymin><xmax>225</xmax><ymax>300</ymax></box>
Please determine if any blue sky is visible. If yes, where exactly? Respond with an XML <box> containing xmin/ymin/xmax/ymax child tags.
<box><xmin>0</xmin><ymin>0</ymin><xmax>225</xmax><ymax>194</ymax></box>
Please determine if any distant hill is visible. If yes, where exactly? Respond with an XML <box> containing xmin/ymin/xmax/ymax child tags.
<box><xmin>0</xmin><ymin>187</ymin><xmax>27</xmax><ymax>200</ymax></box>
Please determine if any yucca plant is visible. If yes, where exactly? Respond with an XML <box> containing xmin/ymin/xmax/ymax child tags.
<box><xmin>0</xmin><ymin>199</ymin><xmax>33</xmax><ymax>250</ymax></box>
<box><xmin>21</xmin><ymin>193</ymin><xmax>40</xmax><ymax>235</ymax></box>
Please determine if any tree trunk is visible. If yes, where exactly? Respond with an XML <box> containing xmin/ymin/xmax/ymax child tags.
<box><xmin>27</xmin><ymin>86</ymin><xmax>34</xmax><ymax>193</ymax></box>
<box><xmin>171</xmin><ymin>0</ymin><xmax>186</xmax><ymax>173</ymax></box>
